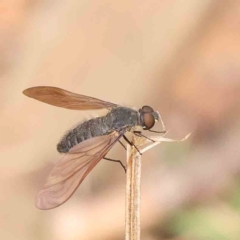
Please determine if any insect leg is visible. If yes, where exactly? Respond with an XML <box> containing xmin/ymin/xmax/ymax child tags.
<box><xmin>103</xmin><ymin>157</ymin><xmax>126</xmax><ymax>172</ymax></box>
<box><xmin>133</xmin><ymin>131</ymin><xmax>155</xmax><ymax>142</ymax></box>
<box><xmin>118</xmin><ymin>139</ymin><xmax>126</xmax><ymax>150</ymax></box>
<box><xmin>133</xmin><ymin>130</ymin><xmax>141</xmax><ymax>134</ymax></box>
<box><xmin>148</xmin><ymin>129</ymin><xmax>167</xmax><ymax>134</ymax></box>
<box><xmin>123</xmin><ymin>135</ymin><xmax>142</xmax><ymax>155</ymax></box>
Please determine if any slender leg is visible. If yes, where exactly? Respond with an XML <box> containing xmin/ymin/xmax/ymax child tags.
<box><xmin>118</xmin><ymin>139</ymin><xmax>126</xmax><ymax>150</ymax></box>
<box><xmin>148</xmin><ymin>129</ymin><xmax>166</xmax><ymax>134</ymax></box>
<box><xmin>133</xmin><ymin>131</ymin><xmax>155</xmax><ymax>142</ymax></box>
<box><xmin>123</xmin><ymin>135</ymin><xmax>142</xmax><ymax>155</ymax></box>
<box><xmin>133</xmin><ymin>131</ymin><xmax>141</xmax><ymax>134</ymax></box>
<box><xmin>104</xmin><ymin>157</ymin><xmax>126</xmax><ymax>172</ymax></box>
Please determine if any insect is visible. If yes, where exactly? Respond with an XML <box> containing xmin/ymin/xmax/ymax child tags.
<box><xmin>23</xmin><ymin>86</ymin><xmax>165</xmax><ymax>210</ymax></box>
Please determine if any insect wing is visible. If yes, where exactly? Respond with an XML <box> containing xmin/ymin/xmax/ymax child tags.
<box><xmin>23</xmin><ymin>86</ymin><xmax>117</xmax><ymax>110</ymax></box>
<box><xmin>35</xmin><ymin>132</ymin><xmax>121</xmax><ymax>210</ymax></box>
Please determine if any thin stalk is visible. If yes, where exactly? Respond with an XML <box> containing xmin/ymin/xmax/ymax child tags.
<box><xmin>124</xmin><ymin>121</ymin><xmax>190</xmax><ymax>240</ymax></box>
<box><xmin>125</xmin><ymin>137</ymin><xmax>141</xmax><ymax>240</ymax></box>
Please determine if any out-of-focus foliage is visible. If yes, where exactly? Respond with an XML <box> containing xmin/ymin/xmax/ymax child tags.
<box><xmin>166</xmin><ymin>196</ymin><xmax>240</xmax><ymax>240</ymax></box>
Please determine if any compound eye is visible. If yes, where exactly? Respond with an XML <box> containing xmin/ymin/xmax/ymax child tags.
<box><xmin>143</xmin><ymin>113</ymin><xmax>155</xmax><ymax>130</ymax></box>
<box><xmin>142</xmin><ymin>105</ymin><xmax>154</xmax><ymax>113</ymax></box>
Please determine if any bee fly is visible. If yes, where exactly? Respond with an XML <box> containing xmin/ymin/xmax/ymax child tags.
<box><xmin>23</xmin><ymin>86</ymin><xmax>165</xmax><ymax>210</ymax></box>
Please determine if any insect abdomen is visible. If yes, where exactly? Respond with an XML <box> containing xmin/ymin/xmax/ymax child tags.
<box><xmin>57</xmin><ymin>117</ymin><xmax>109</xmax><ymax>153</ymax></box>
<box><xmin>57</xmin><ymin>107</ymin><xmax>140</xmax><ymax>153</ymax></box>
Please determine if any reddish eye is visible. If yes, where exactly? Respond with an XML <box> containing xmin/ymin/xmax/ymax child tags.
<box><xmin>142</xmin><ymin>106</ymin><xmax>153</xmax><ymax>113</ymax></box>
<box><xmin>143</xmin><ymin>113</ymin><xmax>155</xmax><ymax>130</ymax></box>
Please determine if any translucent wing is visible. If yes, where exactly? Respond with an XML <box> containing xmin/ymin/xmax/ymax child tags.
<box><xmin>23</xmin><ymin>86</ymin><xmax>117</xmax><ymax>110</ymax></box>
<box><xmin>36</xmin><ymin>131</ymin><xmax>122</xmax><ymax>210</ymax></box>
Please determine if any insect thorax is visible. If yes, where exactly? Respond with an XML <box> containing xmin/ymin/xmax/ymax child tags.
<box><xmin>57</xmin><ymin>107</ymin><xmax>140</xmax><ymax>153</ymax></box>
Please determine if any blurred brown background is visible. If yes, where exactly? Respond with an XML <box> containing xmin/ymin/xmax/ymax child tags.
<box><xmin>1</xmin><ymin>0</ymin><xmax>240</xmax><ymax>239</ymax></box>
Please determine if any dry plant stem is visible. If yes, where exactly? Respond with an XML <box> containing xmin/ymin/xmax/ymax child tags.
<box><xmin>125</xmin><ymin>137</ymin><xmax>141</xmax><ymax>240</ymax></box>
<box><xmin>124</xmin><ymin>121</ymin><xmax>190</xmax><ymax>240</ymax></box>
